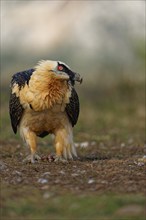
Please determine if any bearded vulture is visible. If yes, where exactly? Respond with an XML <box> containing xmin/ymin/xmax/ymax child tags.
<box><xmin>9</xmin><ymin>60</ymin><xmax>82</xmax><ymax>163</ymax></box>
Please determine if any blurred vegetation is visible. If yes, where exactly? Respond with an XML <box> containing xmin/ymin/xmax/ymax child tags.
<box><xmin>2</xmin><ymin>184</ymin><xmax>146</xmax><ymax>220</ymax></box>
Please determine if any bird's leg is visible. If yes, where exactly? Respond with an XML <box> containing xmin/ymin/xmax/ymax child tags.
<box><xmin>54</xmin><ymin>127</ymin><xmax>77</xmax><ymax>163</ymax></box>
<box><xmin>54</xmin><ymin>142</ymin><xmax>68</xmax><ymax>163</ymax></box>
<box><xmin>22</xmin><ymin>128</ymin><xmax>40</xmax><ymax>163</ymax></box>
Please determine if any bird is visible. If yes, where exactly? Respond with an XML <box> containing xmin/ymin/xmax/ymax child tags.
<box><xmin>9</xmin><ymin>60</ymin><xmax>82</xmax><ymax>163</ymax></box>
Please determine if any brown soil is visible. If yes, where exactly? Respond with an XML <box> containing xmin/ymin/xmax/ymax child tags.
<box><xmin>0</xmin><ymin>140</ymin><xmax>145</xmax><ymax>194</ymax></box>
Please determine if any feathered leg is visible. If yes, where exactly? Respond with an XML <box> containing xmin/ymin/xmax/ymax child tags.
<box><xmin>54</xmin><ymin>125</ymin><xmax>77</xmax><ymax>163</ymax></box>
<box><xmin>21</xmin><ymin>127</ymin><xmax>41</xmax><ymax>163</ymax></box>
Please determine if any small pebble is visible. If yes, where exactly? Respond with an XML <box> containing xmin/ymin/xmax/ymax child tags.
<box><xmin>43</xmin><ymin>192</ymin><xmax>52</xmax><ymax>199</ymax></box>
<box><xmin>121</xmin><ymin>143</ymin><xmax>126</xmax><ymax>147</ymax></box>
<box><xmin>80</xmin><ymin>142</ymin><xmax>89</xmax><ymax>148</ymax></box>
<box><xmin>74</xmin><ymin>143</ymin><xmax>80</xmax><ymax>147</ymax></box>
<box><xmin>137</xmin><ymin>162</ymin><xmax>144</xmax><ymax>166</ymax></box>
<box><xmin>71</xmin><ymin>173</ymin><xmax>79</xmax><ymax>177</ymax></box>
<box><xmin>12</xmin><ymin>170</ymin><xmax>22</xmax><ymax>176</ymax></box>
<box><xmin>42</xmin><ymin>172</ymin><xmax>51</xmax><ymax>177</ymax></box>
<box><xmin>92</xmin><ymin>160</ymin><xmax>98</xmax><ymax>164</ymax></box>
<box><xmin>101</xmin><ymin>180</ymin><xmax>108</xmax><ymax>184</ymax></box>
<box><xmin>54</xmin><ymin>179</ymin><xmax>60</xmax><ymax>184</ymax></box>
<box><xmin>59</xmin><ymin>170</ymin><xmax>65</xmax><ymax>175</ymax></box>
<box><xmin>0</xmin><ymin>160</ymin><xmax>7</xmax><ymax>170</ymax></box>
<box><xmin>16</xmin><ymin>177</ymin><xmax>22</xmax><ymax>183</ymax></box>
<box><xmin>88</xmin><ymin>179</ymin><xmax>95</xmax><ymax>184</ymax></box>
<box><xmin>138</xmin><ymin>155</ymin><xmax>146</xmax><ymax>163</ymax></box>
<box><xmin>79</xmin><ymin>170</ymin><xmax>86</xmax><ymax>174</ymax></box>
<box><xmin>38</xmin><ymin>178</ymin><xmax>48</xmax><ymax>184</ymax></box>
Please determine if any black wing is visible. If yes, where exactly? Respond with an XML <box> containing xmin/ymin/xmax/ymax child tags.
<box><xmin>9</xmin><ymin>93</ymin><xmax>24</xmax><ymax>134</ymax></box>
<box><xmin>65</xmin><ymin>88</ymin><xmax>80</xmax><ymax>127</ymax></box>
<box><xmin>11</xmin><ymin>68</ymin><xmax>35</xmax><ymax>89</ymax></box>
<box><xmin>9</xmin><ymin>69</ymin><xmax>34</xmax><ymax>134</ymax></box>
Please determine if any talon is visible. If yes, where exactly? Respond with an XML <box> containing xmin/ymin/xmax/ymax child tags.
<box><xmin>23</xmin><ymin>154</ymin><xmax>41</xmax><ymax>164</ymax></box>
<box><xmin>54</xmin><ymin>156</ymin><xmax>68</xmax><ymax>163</ymax></box>
<box><xmin>67</xmin><ymin>148</ymin><xmax>73</xmax><ymax>160</ymax></box>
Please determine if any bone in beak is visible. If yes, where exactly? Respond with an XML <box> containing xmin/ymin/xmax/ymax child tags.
<box><xmin>74</xmin><ymin>73</ymin><xmax>83</xmax><ymax>84</ymax></box>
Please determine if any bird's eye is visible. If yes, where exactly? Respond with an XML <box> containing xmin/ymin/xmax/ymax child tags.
<box><xmin>58</xmin><ymin>65</ymin><xmax>63</xmax><ymax>71</ymax></box>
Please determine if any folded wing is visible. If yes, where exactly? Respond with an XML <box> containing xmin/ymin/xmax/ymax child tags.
<box><xmin>9</xmin><ymin>69</ymin><xmax>34</xmax><ymax>133</ymax></box>
<box><xmin>65</xmin><ymin>88</ymin><xmax>80</xmax><ymax>127</ymax></box>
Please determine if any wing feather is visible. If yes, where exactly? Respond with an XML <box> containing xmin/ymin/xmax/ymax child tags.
<box><xmin>9</xmin><ymin>93</ymin><xmax>23</xmax><ymax>134</ymax></box>
<box><xmin>9</xmin><ymin>69</ymin><xmax>34</xmax><ymax>133</ymax></box>
<box><xmin>65</xmin><ymin>88</ymin><xmax>79</xmax><ymax>127</ymax></box>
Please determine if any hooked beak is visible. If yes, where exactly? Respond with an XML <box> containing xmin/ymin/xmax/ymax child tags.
<box><xmin>52</xmin><ymin>70</ymin><xmax>69</xmax><ymax>81</ymax></box>
<box><xmin>73</xmin><ymin>72</ymin><xmax>83</xmax><ymax>84</ymax></box>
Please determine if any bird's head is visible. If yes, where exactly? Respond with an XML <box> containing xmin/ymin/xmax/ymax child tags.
<box><xmin>36</xmin><ymin>60</ymin><xmax>83</xmax><ymax>85</ymax></box>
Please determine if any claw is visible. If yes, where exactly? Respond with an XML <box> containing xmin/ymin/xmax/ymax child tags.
<box><xmin>71</xmin><ymin>144</ymin><xmax>78</xmax><ymax>158</ymax></box>
<box><xmin>23</xmin><ymin>153</ymin><xmax>41</xmax><ymax>164</ymax></box>
<box><xmin>54</xmin><ymin>155</ymin><xmax>68</xmax><ymax>164</ymax></box>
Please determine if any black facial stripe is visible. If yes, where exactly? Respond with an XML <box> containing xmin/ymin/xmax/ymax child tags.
<box><xmin>58</xmin><ymin>62</ymin><xmax>73</xmax><ymax>75</ymax></box>
<box><xmin>58</xmin><ymin>62</ymin><xmax>75</xmax><ymax>86</ymax></box>
<box><xmin>58</xmin><ymin>62</ymin><xmax>69</xmax><ymax>73</ymax></box>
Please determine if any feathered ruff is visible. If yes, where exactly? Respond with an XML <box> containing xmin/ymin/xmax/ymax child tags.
<box><xmin>12</xmin><ymin>61</ymin><xmax>72</xmax><ymax>112</ymax></box>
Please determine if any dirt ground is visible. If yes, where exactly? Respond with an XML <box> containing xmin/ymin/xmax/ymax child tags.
<box><xmin>1</xmin><ymin>140</ymin><xmax>145</xmax><ymax>194</ymax></box>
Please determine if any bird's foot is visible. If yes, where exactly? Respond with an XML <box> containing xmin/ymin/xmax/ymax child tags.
<box><xmin>54</xmin><ymin>155</ymin><xmax>68</xmax><ymax>164</ymax></box>
<box><xmin>23</xmin><ymin>153</ymin><xmax>41</xmax><ymax>164</ymax></box>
